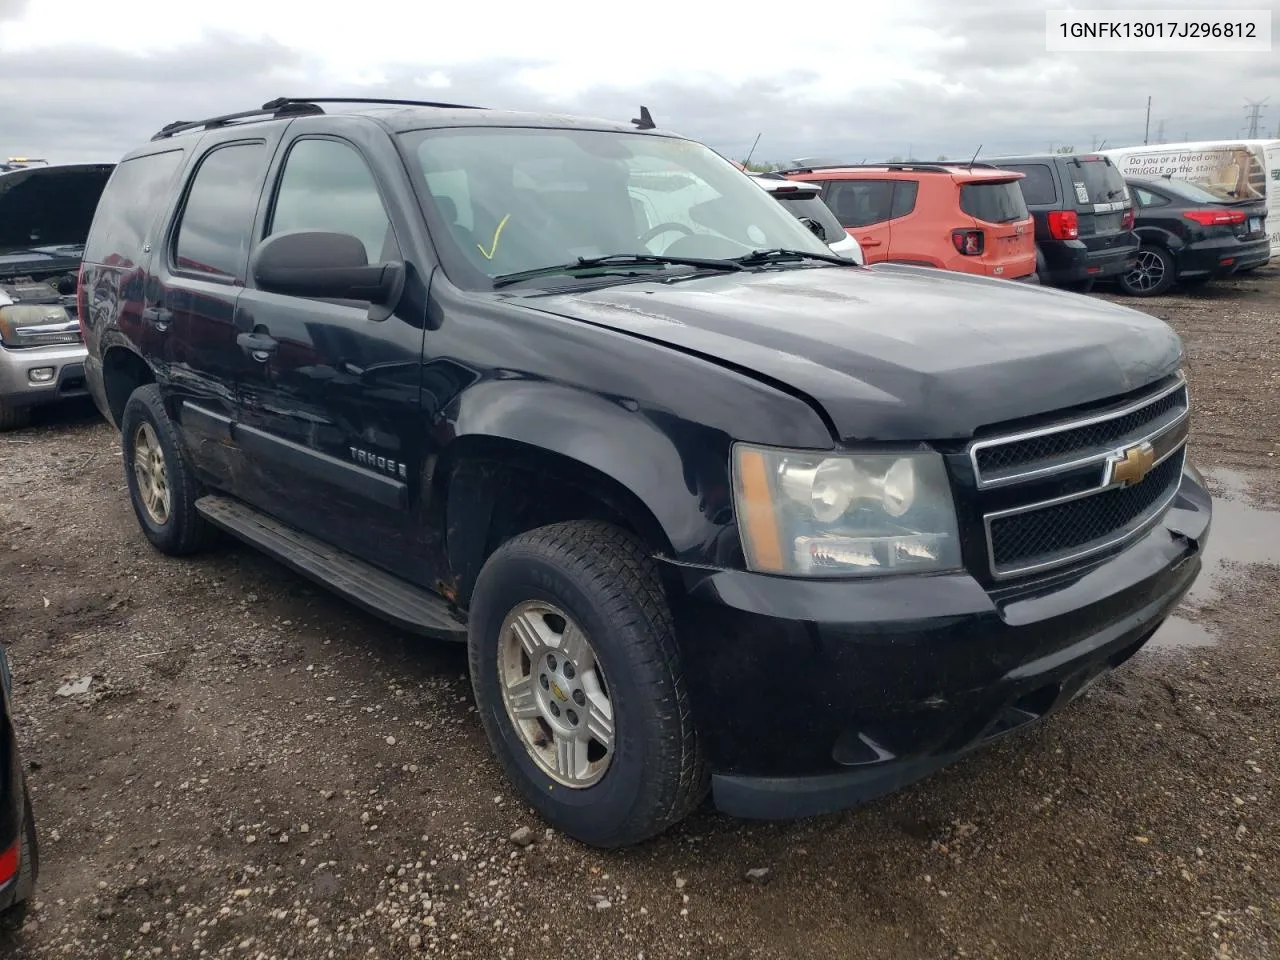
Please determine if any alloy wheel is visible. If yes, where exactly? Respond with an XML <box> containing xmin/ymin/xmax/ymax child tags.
<box><xmin>1124</xmin><ymin>249</ymin><xmax>1167</xmax><ymax>293</ymax></box>
<box><xmin>132</xmin><ymin>422</ymin><xmax>171</xmax><ymax>525</ymax></box>
<box><xmin>498</xmin><ymin>600</ymin><xmax>615</xmax><ymax>787</ymax></box>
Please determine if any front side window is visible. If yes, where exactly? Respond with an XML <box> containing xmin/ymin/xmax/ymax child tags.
<box><xmin>268</xmin><ymin>138</ymin><xmax>395</xmax><ymax>262</ymax></box>
<box><xmin>174</xmin><ymin>143</ymin><xmax>268</xmax><ymax>280</ymax></box>
<box><xmin>403</xmin><ymin>128</ymin><xmax>830</xmax><ymax>286</ymax></box>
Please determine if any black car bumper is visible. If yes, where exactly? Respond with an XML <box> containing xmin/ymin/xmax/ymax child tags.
<box><xmin>1177</xmin><ymin>236</ymin><xmax>1272</xmax><ymax>279</ymax></box>
<box><xmin>664</xmin><ymin>465</ymin><xmax>1211</xmax><ymax>820</ymax></box>
<box><xmin>1040</xmin><ymin>237</ymin><xmax>1140</xmax><ymax>284</ymax></box>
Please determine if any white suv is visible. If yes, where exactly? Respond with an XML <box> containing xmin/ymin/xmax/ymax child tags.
<box><xmin>750</xmin><ymin>173</ymin><xmax>864</xmax><ymax>263</ymax></box>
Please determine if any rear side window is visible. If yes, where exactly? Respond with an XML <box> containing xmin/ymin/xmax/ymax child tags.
<box><xmin>83</xmin><ymin>150</ymin><xmax>184</xmax><ymax>265</ymax></box>
<box><xmin>773</xmin><ymin>193</ymin><xmax>845</xmax><ymax>243</ymax></box>
<box><xmin>1075</xmin><ymin>159</ymin><xmax>1128</xmax><ymax>205</ymax></box>
<box><xmin>174</xmin><ymin>143</ymin><xmax>268</xmax><ymax>281</ymax></box>
<box><xmin>1001</xmin><ymin>164</ymin><xmax>1057</xmax><ymax>205</ymax></box>
<box><xmin>890</xmin><ymin>181</ymin><xmax>919</xmax><ymax>218</ymax></box>
<box><xmin>960</xmin><ymin>181</ymin><xmax>1030</xmax><ymax>223</ymax></box>
<box><xmin>823</xmin><ymin>180</ymin><xmax>895</xmax><ymax>228</ymax></box>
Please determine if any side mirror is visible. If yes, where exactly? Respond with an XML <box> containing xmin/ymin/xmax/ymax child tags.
<box><xmin>251</xmin><ymin>230</ymin><xmax>405</xmax><ymax>321</ymax></box>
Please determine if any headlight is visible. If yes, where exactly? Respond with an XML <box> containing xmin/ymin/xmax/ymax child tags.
<box><xmin>732</xmin><ymin>443</ymin><xmax>962</xmax><ymax>577</ymax></box>
<box><xmin>0</xmin><ymin>303</ymin><xmax>80</xmax><ymax>348</ymax></box>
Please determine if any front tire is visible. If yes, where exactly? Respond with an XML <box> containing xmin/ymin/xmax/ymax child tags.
<box><xmin>1119</xmin><ymin>244</ymin><xmax>1176</xmax><ymax>297</ymax></box>
<box><xmin>0</xmin><ymin>404</ymin><xmax>31</xmax><ymax>432</ymax></box>
<box><xmin>468</xmin><ymin>521</ymin><xmax>707</xmax><ymax>847</ymax></box>
<box><xmin>120</xmin><ymin>384</ymin><xmax>214</xmax><ymax>556</ymax></box>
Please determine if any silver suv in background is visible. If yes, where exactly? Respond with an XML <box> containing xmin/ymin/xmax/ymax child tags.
<box><xmin>0</xmin><ymin>161</ymin><xmax>114</xmax><ymax>429</ymax></box>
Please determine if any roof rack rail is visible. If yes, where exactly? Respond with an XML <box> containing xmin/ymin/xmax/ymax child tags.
<box><xmin>775</xmin><ymin>162</ymin><xmax>968</xmax><ymax>175</ymax></box>
<box><xmin>266</xmin><ymin>96</ymin><xmax>486</xmax><ymax>111</ymax></box>
<box><xmin>150</xmin><ymin>96</ymin><xmax>488</xmax><ymax>142</ymax></box>
<box><xmin>150</xmin><ymin>100</ymin><xmax>325</xmax><ymax>141</ymax></box>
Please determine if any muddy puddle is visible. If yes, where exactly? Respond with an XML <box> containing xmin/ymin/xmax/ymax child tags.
<box><xmin>1149</xmin><ymin>467</ymin><xmax>1280</xmax><ymax>651</ymax></box>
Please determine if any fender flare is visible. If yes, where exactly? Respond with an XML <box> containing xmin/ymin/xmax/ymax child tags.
<box><xmin>440</xmin><ymin>378</ymin><xmax>737</xmax><ymax>596</ymax></box>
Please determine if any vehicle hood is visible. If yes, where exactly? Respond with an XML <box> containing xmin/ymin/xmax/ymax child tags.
<box><xmin>0</xmin><ymin>163</ymin><xmax>114</xmax><ymax>267</ymax></box>
<box><xmin>524</xmin><ymin>263</ymin><xmax>1183</xmax><ymax>442</ymax></box>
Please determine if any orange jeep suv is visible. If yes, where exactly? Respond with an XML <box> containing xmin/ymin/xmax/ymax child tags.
<box><xmin>778</xmin><ymin>163</ymin><xmax>1038</xmax><ymax>282</ymax></box>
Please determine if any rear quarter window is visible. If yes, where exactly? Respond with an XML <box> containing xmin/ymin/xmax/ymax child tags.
<box><xmin>1001</xmin><ymin>164</ymin><xmax>1057</xmax><ymax>205</ymax></box>
<box><xmin>960</xmin><ymin>181</ymin><xmax>1030</xmax><ymax>223</ymax></box>
<box><xmin>83</xmin><ymin>150</ymin><xmax>185</xmax><ymax>266</ymax></box>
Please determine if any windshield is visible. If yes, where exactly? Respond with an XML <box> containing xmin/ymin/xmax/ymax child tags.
<box><xmin>771</xmin><ymin>192</ymin><xmax>847</xmax><ymax>244</ymax></box>
<box><xmin>403</xmin><ymin>127</ymin><xmax>832</xmax><ymax>286</ymax></box>
<box><xmin>959</xmin><ymin>180</ymin><xmax>1029</xmax><ymax>223</ymax></box>
<box><xmin>1075</xmin><ymin>158</ymin><xmax>1129</xmax><ymax>205</ymax></box>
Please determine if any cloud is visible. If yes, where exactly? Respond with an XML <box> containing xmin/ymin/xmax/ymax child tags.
<box><xmin>3</xmin><ymin>0</ymin><xmax>1277</xmax><ymax>166</ymax></box>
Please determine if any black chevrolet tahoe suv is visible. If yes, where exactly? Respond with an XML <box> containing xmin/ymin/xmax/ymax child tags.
<box><xmin>81</xmin><ymin>98</ymin><xmax>1212</xmax><ymax>848</ymax></box>
<box><xmin>987</xmin><ymin>153</ymin><xmax>1140</xmax><ymax>291</ymax></box>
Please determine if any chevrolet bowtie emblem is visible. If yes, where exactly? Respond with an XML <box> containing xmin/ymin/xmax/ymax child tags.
<box><xmin>1108</xmin><ymin>440</ymin><xmax>1156</xmax><ymax>487</ymax></box>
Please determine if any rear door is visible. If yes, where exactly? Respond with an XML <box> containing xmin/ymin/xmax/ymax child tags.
<box><xmin>232</xmin><ymin>122</ymin><xmax>429</xmax><ymax>574</ymax></box>
<box><xmin>956</xmin><ymin>178</ymin><xmax>1036</xmax><ymax>277</ymax></box>
<box><xmin>818</xmin><ymin>179</ymin><xmax>895</xmax><ymax>260</ymax></box>
<box><xmin>148</xmin><ymin>136</ymin><xmax>281</xmax><ymax>494</ymax></box>
<box><xmin>1068</xmin><ymin>156</ymin><xmax>1134</xmax><ymax>253</ymax></box>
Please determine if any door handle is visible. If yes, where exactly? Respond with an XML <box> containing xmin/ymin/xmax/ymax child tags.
<box><xmin>236</xmin><ymin>331</ymin><xmax>278</xmax><ymax>361</ymax></box>
<box><xmin>141</xmin><ymin>306</ymin><xmax>172</xmax><ymax>331</ymax></box>
<box><xmin>858</xmin><ymin>237</ymin><xmax>882</xmax><ymax>247</ymax></box>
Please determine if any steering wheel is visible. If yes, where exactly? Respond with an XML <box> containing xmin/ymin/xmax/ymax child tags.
<box><xmin>638</xmin><ymin>222</ymin><xmax>696</xmax><ymax>246</ymax></box>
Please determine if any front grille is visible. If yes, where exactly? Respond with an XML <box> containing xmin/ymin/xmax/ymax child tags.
<box><xmin>967</xmin><ymin>373</ymin><xmax>1190</xmax><ymax>580</ymax></box>
<box><xmin>987</xmin><ymin>448</ymin><xmax>1184</xmax><ymax>575</ymax></box>
<box><xmin>975</xmin><ymin>383</ymin><xmax>1186</xmax><ymax>479</ymax></box>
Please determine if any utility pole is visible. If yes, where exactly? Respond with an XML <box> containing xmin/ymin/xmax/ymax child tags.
<box><xmin>1144</xmin><ymin>96</ymin><xmax>1152</xmax><ymax>144</ymax></box>
<box><xmin>1244</xmin><ymin>98</ymin><xmax>1268</xmax><ymax>138</ymax></box>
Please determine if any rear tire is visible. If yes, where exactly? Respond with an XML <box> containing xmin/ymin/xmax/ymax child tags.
<box><xmin>1118</xmin><ymin>244</ymin><xmax>1176</xmax><ymax>297</ymax></box>
<box><xmin>468</xmin><ymin>520</ymin><xmax>707</xmax><ymax>848</ymax></box>
<box><xmin>0</xmin><ymin>404</ymin><xmax>31</xmax><ymax>432</ymax></box>
<box><xmin>120</xmin><ymin>384</ymin><xmax>215</xmax><ymax>556</ymax></box>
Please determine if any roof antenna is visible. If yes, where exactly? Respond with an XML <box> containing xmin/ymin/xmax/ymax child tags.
<box><xmin>742</xmin><ymin>132</ymin><xmax>762</xmax><ymax>169</ymax></box>
<box><xmin>631</xmin><ymin>106</ymin><xmax>655</xmax><ymax>130</ymax></box>
<box><xmin>966</xmin><ymin>144</ymin><xmax>983</xmax><ymax>170</ymax></box>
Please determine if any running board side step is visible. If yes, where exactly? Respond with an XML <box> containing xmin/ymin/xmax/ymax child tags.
<box><xmin>195</xmin><ymin>495</ymin><xmax>467</xmax><ymax>640</ymax></box>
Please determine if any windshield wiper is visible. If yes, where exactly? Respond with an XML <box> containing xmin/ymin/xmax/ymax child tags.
<box><xmin>492</xmin><ymin>253</ymin><xmax>744</xmax><ymax>288</ymax></box>
<box><xmin>734</xmin><ymin>248</ymin><xmax>859</xmax><ymax>267</ymax></box>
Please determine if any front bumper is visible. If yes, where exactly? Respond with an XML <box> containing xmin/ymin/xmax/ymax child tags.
<box><xmin>0</xmin><ymin>342</ymin><xmax>89</xmax><ymax>408</ymax></box>
<box><xmin>665</xmin><ymin>465</ymin><xmax>1211</xmax><ymax>820</ymax></box>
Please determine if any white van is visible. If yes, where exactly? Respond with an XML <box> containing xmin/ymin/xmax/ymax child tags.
<box><xmin>1101</xmin><ymin>140</ymin><xmax>1280</xmax><ymax>259</ymax></box>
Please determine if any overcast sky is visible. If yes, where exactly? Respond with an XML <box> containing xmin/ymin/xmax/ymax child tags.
<box><xmin>2</xmin><ymin>0</ymin><xmax>1277</xmax><ymax>166</ymax></box>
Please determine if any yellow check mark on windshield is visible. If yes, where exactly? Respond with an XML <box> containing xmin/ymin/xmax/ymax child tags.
<box><xmin>477</xmin><ymin>213</ymin><xmax>511</xmax><ymax>260</ymax></box>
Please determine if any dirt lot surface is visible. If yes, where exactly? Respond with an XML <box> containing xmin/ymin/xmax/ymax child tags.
<box><xmin>2</xmin><ymin>267</ymin><xmax>1278</xmax><ymax>960</ymax></box>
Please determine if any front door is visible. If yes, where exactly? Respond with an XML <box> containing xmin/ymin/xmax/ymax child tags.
<box><xmin>232</xmin><ymin>132</ymin><xmax>429</xmax><ymax>576</ymax></box>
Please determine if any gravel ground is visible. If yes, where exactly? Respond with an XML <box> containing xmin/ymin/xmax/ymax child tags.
<box><xmin>1</xmin><ymin>267</ymin><xmax>1278</xmax><ymax>960</ymax></box>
